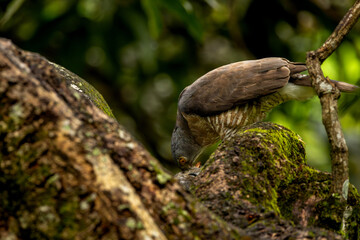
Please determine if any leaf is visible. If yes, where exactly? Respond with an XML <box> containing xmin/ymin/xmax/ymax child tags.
<box><xmin>0</xmin><ymin>0</ymin><xmax>26</xmax><ymax>29</ymax></box>
<box><xmin>158</xmin><ymin>0</ymin><xmax>203</xmax><ymax>41</ymax></box>
<box><xmin>141</xmin><ymin>0</ymin><xmax>163</xmax><ymax>39</ymax></box>
<box><xmin>42</xmin><ymin>0</ymin><xmax>72</xmax><ymax>21</ymax></box>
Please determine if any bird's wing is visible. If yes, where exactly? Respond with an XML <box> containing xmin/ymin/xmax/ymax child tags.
<box><xmin>179</xmin><ymin>57</ymin><xmax>306</xmax><ymax>116</ymax></box>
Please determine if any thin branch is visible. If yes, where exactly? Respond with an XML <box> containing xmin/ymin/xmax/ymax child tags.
<box><xmin>317</xmin><ymin>0</ymin><xmax>360</xmax><ymax>62</ymax></box>
<box><xmin>306</xmin><ymin>0</ymin><xmax>360</xmax><ymax>200</ymax></box>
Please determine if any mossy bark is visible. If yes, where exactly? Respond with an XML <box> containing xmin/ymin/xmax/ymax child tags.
<box><xmin>0</xmin><ymin>38</ymin><xmax>241</xmax><ymax>240</ymax></box>
<box><xmin>180</xmin><ymin>123</ymin><xmax>360</xmax><ymax>239</ymax></box>
<box><xmin>0</xmin><ymin>38</ymin><xmax>359</xmax><ymax>239</ymax></box>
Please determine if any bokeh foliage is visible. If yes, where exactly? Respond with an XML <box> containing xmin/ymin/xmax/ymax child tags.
<box><xmin>1</xmin><ymin>0</ymin><xmax>360</xmax><ymax>189</ymax></box>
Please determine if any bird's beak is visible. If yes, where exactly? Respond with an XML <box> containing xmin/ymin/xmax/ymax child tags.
<box><xmin>190</xmin><ymin>149</ymin><xmax>204</xmax><ymax>167</ymax></box>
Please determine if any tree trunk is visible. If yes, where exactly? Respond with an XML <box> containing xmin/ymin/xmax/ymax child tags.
<box><xmin>0</xmin><ymin>38</ymin><xmax>359</xmax><ymax>239</ymax></box>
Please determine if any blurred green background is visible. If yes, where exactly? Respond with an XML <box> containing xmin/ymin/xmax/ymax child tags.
<box><xmin>1</xmin><ymin>0</ymin><xmax>360</xmax><ymax>189</ymax></box>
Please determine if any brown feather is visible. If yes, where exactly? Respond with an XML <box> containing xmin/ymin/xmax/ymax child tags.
<box><xmin>179</xmin><ymin>57</ymin><xmax>304</xmax><ymax>116</ymax></box>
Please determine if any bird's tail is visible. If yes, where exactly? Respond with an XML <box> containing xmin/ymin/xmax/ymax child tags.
<box><xmin>290</xmin><ymin>73</ymin><xmax>359</xmax><ymax>93</ymax></box>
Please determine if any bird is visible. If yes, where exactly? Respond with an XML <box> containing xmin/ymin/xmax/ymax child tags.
<box><xmin>171</xmin><ymin>57</ymin><xmax>358</xmax><ymax>170</ymax></box>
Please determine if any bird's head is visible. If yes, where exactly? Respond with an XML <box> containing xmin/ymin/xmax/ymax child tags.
<box><xmin>171</xmin><ymin>126</ymin><xmax>202</xmax><ymax>170</ymax></box>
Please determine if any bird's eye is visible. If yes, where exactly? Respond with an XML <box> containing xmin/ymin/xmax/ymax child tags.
<box><xmin>178</xmin><ymin>156</ymin><xmax>187</xmax><ymax>165</ymax></box>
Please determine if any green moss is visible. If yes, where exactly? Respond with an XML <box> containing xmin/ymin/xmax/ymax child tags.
<box><xmin>51</xmin><ymin>63</ymin><xmax>116</xmax><ymax>119</ymax></box>
<box><xmin>125</xmin><ymin>217</ymin><xmax>137</xmax><ymax>230</ymax></box>
<box><xmin>196</xmin><ymin>123</ymin><xmax>358</xmax><ymax>234</ymax></box>
<box><xmin>178</xmin><ymin>209</ymin><xmax>191</xmax><ymax>222</ymax></box>
<box><xmin>276</xmin><ymin>174</ymin><xmax>360</xmax><ymax>238</ymax></box>
<box><xmin>117</xmin><ymin>204</ymin><xmax>130</xmax><ymax>211</ymax></box>
<box><xmin>9</xmin><ymin>103</ymin><xmax>24</xmax><ymax>126</ymax></box>
<box><xmin>221</xmin><ymin>124</ymin><xmax>306</xmax><ymax>214</ymax></box>
<box><xmin>242</xmin><ymin>126</ymin><xmax>305</xmax><ymax>166</ymax></box>
<box><xmin>91</xmin><ymin>148</ymin><xmax>101</xmax><ymax>156</ymax></box>
<box><xmin>316</xmin><ymin>194</ymin><xmax>345</xmax><ymax>231</ymax></box>
<box><xmin>161</xmin><ymin>202</ymin><xmax>176</xmax><ymax>215</ymax></box>
<box><xmin>345</xmin><ymin>199</ymin><xmax>360</xmax><ymax>239</ymax></box>
<box><xmin>210</xmin><ymin>123</ymin><xmax>359</xmax><ymax>238</ymax></box>
<box><xmin>0</xmin><ymin>126</ymin><xmax>87</xmax><ymax>239</ymax></box>
<box><xmin>45</xmin><ymin>174</ymin><xmax>60</xmax><ymax>187</ymax></box>
<box><xmin>150</xmin><ymin>160</ymin><xmax>172</xmax><ymax>185</ymax></box>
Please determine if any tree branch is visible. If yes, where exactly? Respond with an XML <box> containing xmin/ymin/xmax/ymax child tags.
<box><xmin>306</xmin><ymin>0</ymin><xmax>360</xmax><ymax>199</ymax></box>
<box><xmin>317</xmin><ymin>0</ymin><xmax>360</xmax><ymax>62</ymax></box>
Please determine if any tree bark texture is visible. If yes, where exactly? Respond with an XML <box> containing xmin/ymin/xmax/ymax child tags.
<box><xmin>178</xmin><ymin>123</ymin><xmax>360</xmax><ymax>239</ymax></box>
<box><xmin>0</xmin><ymin>39</ymin><xmax>359</xmax><ymax>239</ymax></box>
<box><xmin>0</xmin><ymin>38</ymin><xmax>240</xmax><ymax>240</ymax></box>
